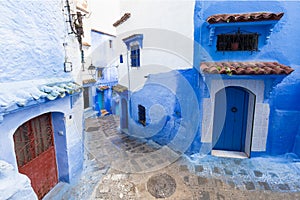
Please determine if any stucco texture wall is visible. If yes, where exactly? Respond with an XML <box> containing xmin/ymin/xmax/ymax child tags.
<box><xmin>0</xmin><ymin>1</ymin><xmax>80</xmax><ymax>82</ymax></box>
<box><xmin>0</xmin><ymin>0</ymin><xmax>84</xmax><ymax>197</ymax></box>
<box><xmin>128</xmin><ymin>69</ymin><xmax>201</xmax><ymax>155</ymax></box>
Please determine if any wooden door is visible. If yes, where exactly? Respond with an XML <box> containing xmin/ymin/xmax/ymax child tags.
<box><xmin>214</xmin><ymin>87</ymin><xmax>249</xmax><ymax>151</ymax></box>
<box><xmin>13</xmin><ymin>113</ymin><xmax>58</xmax><ymax>199</ymax></box>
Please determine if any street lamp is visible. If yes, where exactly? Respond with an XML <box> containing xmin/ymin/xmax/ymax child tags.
<box><xmin>88</xmin><ymin>63</ymin><xmax>96</xmax><ymax>78</ymax></box>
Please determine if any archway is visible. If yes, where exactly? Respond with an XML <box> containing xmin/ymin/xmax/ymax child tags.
<box><xmin>13</xmin><ymin>112</ymin><xmax>58</xmax><ymax>199</ymax></box>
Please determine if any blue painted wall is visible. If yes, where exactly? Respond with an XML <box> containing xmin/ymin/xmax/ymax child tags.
<box><xmin>194</xmin><ymin>1</ymin><xmax>300</xmax><ymax>157</ymax></box>
<box><xmin>128</xmin><ymin>69</ymin><xmax>201</xmax><ymax>154</ymax></box>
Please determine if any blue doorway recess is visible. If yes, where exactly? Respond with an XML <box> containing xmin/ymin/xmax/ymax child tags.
<box><xmin>214</xmin><ymin>87</ymin><xmax>249</xmax><ymax>152</ymax></box>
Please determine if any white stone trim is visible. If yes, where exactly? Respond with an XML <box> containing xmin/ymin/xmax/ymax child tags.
<box><xmin>201</xmin><ymin>79</ymin><xmax>269</xmax><ymax>152</ymax></box>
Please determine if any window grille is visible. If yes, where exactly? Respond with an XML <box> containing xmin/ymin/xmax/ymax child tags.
<box><xmin>217</xmin><ymin>29</ymin><xmax>259</xmax><ymax>52</ymax></box>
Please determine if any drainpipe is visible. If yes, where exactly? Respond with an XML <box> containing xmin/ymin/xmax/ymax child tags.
<box><xmin>126</xmin><ymin>48</ymin><xmax>131</xmax><ymax>131</ymax></box>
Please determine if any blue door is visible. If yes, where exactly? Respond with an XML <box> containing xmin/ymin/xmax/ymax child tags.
<box><xmin>214</xmin><ymin>87</ymin><xmax>249</xmax><ymax>151</ymax></box>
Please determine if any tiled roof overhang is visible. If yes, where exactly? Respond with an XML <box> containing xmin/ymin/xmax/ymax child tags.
<box><xmin>0</xmin><ymin>82</ymin><xmax>82</xmax><ymax>119</ymax></box>
<box><xmin>82</xmin><ymin>78</ymin><xmax>96</xmax><ymax>85</ymax></box>
<box><xmin>206</xmin><ymin>12</ymin><xmax>284</xmax><ymax>24</ymax></box>
<box><xmin>200</xmin><ymin>62</ymin><xmax>294</xmax><ymax>75</ymax></box>
<box><xmin>113</xmin><ymin>84</ymin><xmax>128</xmax><ymax>93</ymax></box>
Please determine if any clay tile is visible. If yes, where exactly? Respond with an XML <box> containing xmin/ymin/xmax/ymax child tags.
<box><xmin>245</xmin><ymin>67</ymin><xmax>256</xmax><ymax>74</ymax></box>
<box><xmin>209</xmin><ymin>67</ymin><xmax>219</xmax><ymax>74</ymax></box>
<box><xmin>255</xmin><ymin>68</ymin><xmax>265</xmax><ymax>75</ymax></box>
<box><xmin>284</xmin><ymin>67</ymin><xmax>294</xmax><ymax>74</ymax></box>
<box><xmin>274</xmin><ymin>68</ymin><xmax>285</xmax><ymax>74</ymax></box>
<box><xmin>263</xmin><ymin>67</ymin><xmax>275</xmax><ymax>74</ymax></box>
<box><xmin>201</xmin><ymin>65</ymin><xmax>209</xmax><ymax>72</ymax></box>
<box><xmin>265</xmin><ymin>62</ymin><xmax>277</xmax><ymax>68</ymax></box>
<box><xmin>230</xmin><ymin>68</ymin><xmax>238</xmax><ymax>74</ymax></box>
<box><xmin>219</xmin><ymin>67</ymin><xmax>227</xmax><ymax>74</ymax></box>
<box><xmin>256</xmin><ymin>63</ymin><xmax>265</xmax><ymax>68</ymax></box>
<box><xmin>236</xmin><ymin>67</ymin><xmax>245</xmax><ymax>74</ymax></box>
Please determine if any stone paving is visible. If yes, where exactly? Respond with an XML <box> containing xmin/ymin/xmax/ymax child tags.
<box><xmin>46</xmin><ymin>115</ymin><xmax>300</xmax><ymax>199</ymax></box>
<box><xmin>84</xmin><ymin>115</ymin><xmax>300</xmax><ymax>200</ymax></box>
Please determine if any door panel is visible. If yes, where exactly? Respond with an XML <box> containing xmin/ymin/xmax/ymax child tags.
<box><xmin>83</xmin><ymin>87</ymin><xmax>90</xmax><ymax>109</ymax></box>
<box><xmin>14</xmin><ymin>113</ymin><xmax>58</xmax><ymax>199</ymax></box>
<box><xmin>214</xmin><ymin>87</ymin><xmax>249</xmax><ymax>151</ymax></box>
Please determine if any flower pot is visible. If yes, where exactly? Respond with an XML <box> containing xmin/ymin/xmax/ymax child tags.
<box><xmin>231</xmin><ymin>42</ymin><xmax>239</xmax><ymax>51</ymax></box>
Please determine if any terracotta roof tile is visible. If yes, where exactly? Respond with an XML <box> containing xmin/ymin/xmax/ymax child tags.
<box><xmin>82</xmin><ymin>78</ymin><xmax>96</xmax><ymax>85</ymax></box>
<box><xmin>200</xmin><ymin>62</ymin><xmax>294</xmax><ymax>75</ymax></box>
<box><xmin>207</xmin><ymin>12</ymin><xmax>284</xmax><ymax>24</ymax></box>
<box><xmin>113</xmin><ymin>13</ymin><xmax>131</xmax><ymax>27</ymax></box>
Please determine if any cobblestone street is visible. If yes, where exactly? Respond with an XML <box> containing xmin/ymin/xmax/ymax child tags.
<box><xmin>46</xmin><ymin>115</ymin><xmax>300</xmax><ymax>199</ymax></box>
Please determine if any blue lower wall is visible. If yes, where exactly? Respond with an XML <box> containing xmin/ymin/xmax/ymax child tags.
<box><xmin>128</xmin><ymin>67</ymin><xmax>300</xmax><ymax>158</ymax></box>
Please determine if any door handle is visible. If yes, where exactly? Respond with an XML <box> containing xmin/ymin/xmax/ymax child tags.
<box><xmin>231</xmin><ymin>107</ymin><xmax>238</xmax><ymax>113</ymax></box>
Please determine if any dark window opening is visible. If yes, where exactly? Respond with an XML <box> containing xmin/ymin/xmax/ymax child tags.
<box><xmin>138</xmin><ymin>104</ymin><xmax>146</xmax><ymax>126</ymax></box>
<box><xmin>130</xmin><ymin>45</ymin><xmax>140</xmax><ymax>67</ymax></box>
<box><xmin>109</xmin><ymin>40</ymin><xmax>112</xmax><ymax>48</ymax></box>
<box><xmin>217</xmin><ymin>30</ymin><xmax>259</xmax><ymax>52</ymax></box>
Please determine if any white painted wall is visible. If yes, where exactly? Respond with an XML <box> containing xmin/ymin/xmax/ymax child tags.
<box><xmin>90</xmin><ymin>0</ymin><xmax>120</xmax><ymax>35</ymax></box>
<box><xmin>114</xmin><ymin>0</ymin><xmax>195</xmax><ymax>89</ymax></box>
<box><xmin>0</xmin><ymin>1</ymin><xmax>85</xmax><ymax>196</ymax></box>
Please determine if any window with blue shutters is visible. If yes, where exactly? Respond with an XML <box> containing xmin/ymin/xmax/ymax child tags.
<box><xmin>122</xmin><ymin>34</ymin><xmax>143</xmax><ymax>67</ymax></box>
<box><xmin>130</xmin><ymin>45</ymin><xmax>140</xmax><ymax>67</ymax></box>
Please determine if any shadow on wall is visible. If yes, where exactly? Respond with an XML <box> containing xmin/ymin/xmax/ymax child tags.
<box><xmin>128</xmin><ymin>69</ymin><xmax>201</xmax><ymax>154</ymax></box>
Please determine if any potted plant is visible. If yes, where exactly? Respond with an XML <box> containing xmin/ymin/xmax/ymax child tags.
<box><xmin>231</xmin><ymin>28</ymin><xmax>241</xmax><ymax>51</ymax></box>
<box><xmin>231</xmin><ymin>42</ymin><xmax>239</xmax><ymax>50</ymax></box>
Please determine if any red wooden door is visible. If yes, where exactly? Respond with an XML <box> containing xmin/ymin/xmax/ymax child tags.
<box><xmin>13</xmin><ymin>113</ymin><xmax>58</xmax><ymax>199</ymax></box>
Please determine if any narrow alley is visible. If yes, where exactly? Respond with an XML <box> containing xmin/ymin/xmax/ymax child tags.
<box><xmin>45</xmin><ymin>115</ymin><xmax>300</xmax><ymax>200</ymax></box>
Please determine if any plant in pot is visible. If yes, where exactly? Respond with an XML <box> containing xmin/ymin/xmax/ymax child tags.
<box><xmin>231</xmin><ymin>42</ymin><xmax>239</xmax><ymax>50</ymax></box>
<box><xmin>231</xmin><ymin>29</ymin><xmax>241</xmax><ymax>51</ymax></box>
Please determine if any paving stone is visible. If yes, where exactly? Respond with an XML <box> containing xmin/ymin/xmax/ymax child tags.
<box><xmin>278</xmin><ymin>183</ymin><xmax>290</xmax><ymax>191</ymax></box>
<box><xmin>86</xmin><ymin>126</ymin><xmax>100</xmax><ymax>132</ymax></box>
<box><xmin>130</xmin><ymin>159</ymin><xmax>142</xmax><ymax>172</ymax></box>
<box><xmin>150</xmin><ymin>154</ymin><xmax>159</xmax><ymax>159</ymax></box>
<box><xmin>227</xmin><ymin>180</ymin><xmax>236</xmax><ymax>188</ymax></box>
<box><xmin>156</xmin><ymin>159</ymin><xmax>164</xmax><ymax>164</ymax></box>
<box><xmin>224</xmin><ymin>168</ymin><xmax>233</xmax><ymax>176</ymax></box>
<box><xmin>258</xmin><ymin>181</ymin><xmax>271</xmax><ymax>190</ymax></box>
<box><xmin>269</xmin><ymin>172</ymin><xmax>279</xmax><ymax>178</ymax></box>
<box><xmin>244</xmin><ymin>181</ymin><xmax>255</xmax><ymax>190</ymax></box>
<box><xmin>213</xmin><ymin>167</ymin><xmax>221</xmax><ymax>174</ymax></box>
<box><xmin>145</xmin><ymin>162</ymin><xmax>154</xmax><ymax>168</ymax></box>
<box><xmin>216</xmin><ymin>192</ymin><xmax>225</xmax><ymax>200</ymax></box>
<box><xmin>180</xmin><ymin>165</ymin><xmax>189</xmax><ymax>171</ymax></box>
<box><xmin>184</xmin><ymin>176</ymin><xmax>189</xmax><ymax>183</ymax></box>
<box><xmin>233</xmin><ymin>159</ymin><xmax>242</xmax><ymax>165</ymax></box>
<box><xmin>195</xmin><ymin>165</ymin><xmax>204</xmax><ymax>172</ymax></box>
<box><xmin>214</xmin><ymin>179</ymin><xmax>223</xmax><ymax>187</ymax></box>
<box><xmin>254</xmin><ymin>170</ymin><xmax>263</xmax><ymax>177</ymax></box>
<box><xmin>198</xmin><ymin>191</ymin><xmax>210</xmax><ymax>200</ymax></box>
<box><xmin>198</xmin><ymin>177</ymin><xmax>208</xmax><ymax>185</ymax></box>
<box><xmin>238</xmin><ymin>169</ymin><xmax>247</xmax><ymax>176</ymax></box>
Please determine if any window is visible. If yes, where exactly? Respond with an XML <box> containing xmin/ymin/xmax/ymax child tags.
<box><xmin>138</xmin><ymin>104</ymin><xmax>146</xmax><ymax>126</ymax></box>
<box><xmin>217</xmin><ymin>29</ymin><xmax>259</xmax><ymax>52</ymax></box>
<box><xmin>122</xmin><ymin>34</ymin><xmax>143</xmax><ymax>67</ymax></box>
<box><xmin>130</xmin><ymin>45</ymin><xmax>140</xmax><ymax>67</ymax></box>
